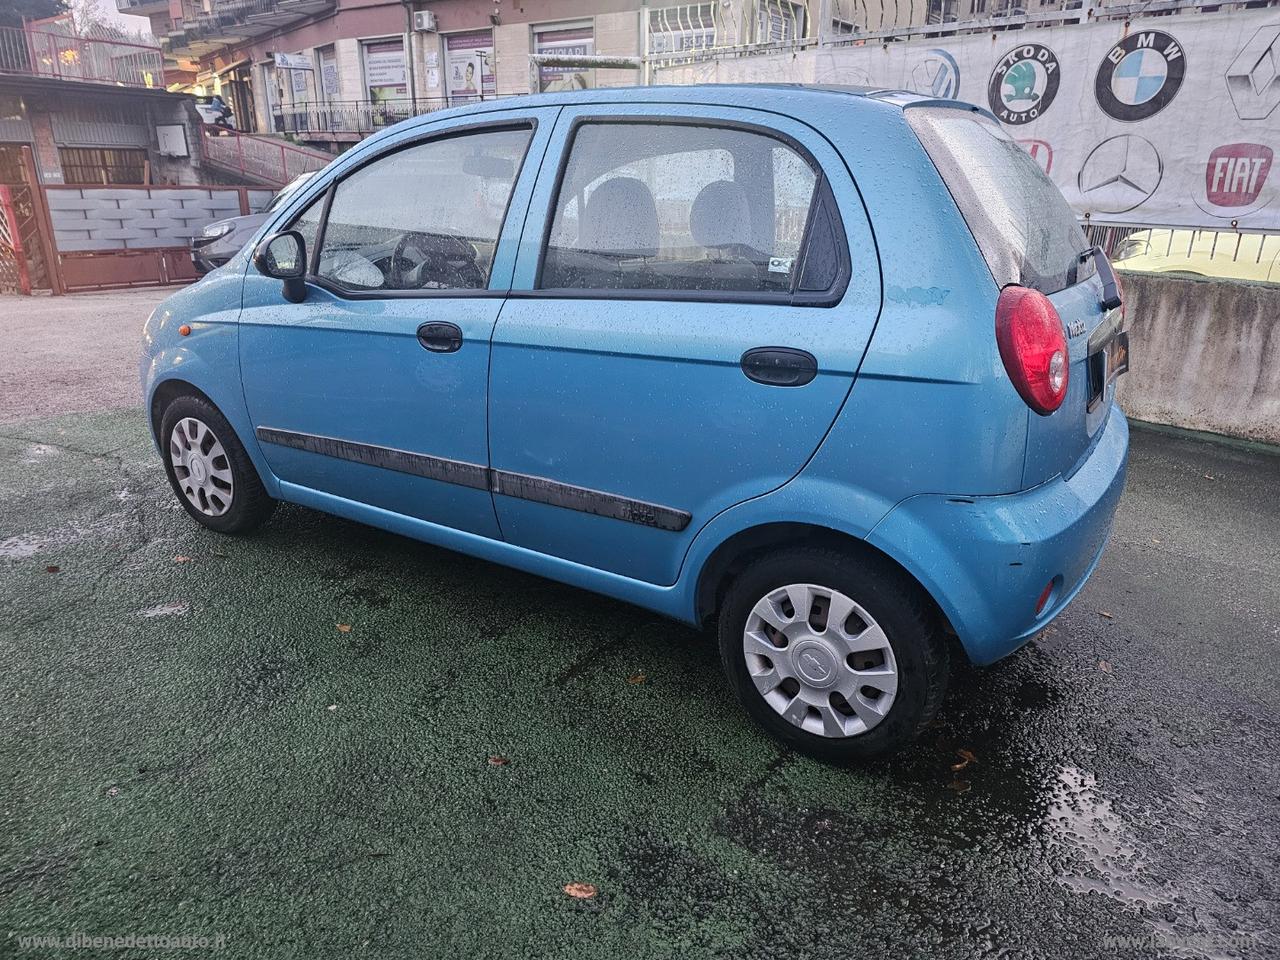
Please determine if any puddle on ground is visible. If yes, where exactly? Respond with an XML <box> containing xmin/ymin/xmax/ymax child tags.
<box><xmin>138</xmin><ymin>601</ymin><xmax>190</xmax><ymax>618</ymax></box>
<box><xmin>0</xmin><ymin>533</ymin><xmax>44</xmax><ymax>559</ymax></box>
<box><xmin>20</xmin><ymin>443</ymin><xmax>61</xmax><ymax>464</ymax></box>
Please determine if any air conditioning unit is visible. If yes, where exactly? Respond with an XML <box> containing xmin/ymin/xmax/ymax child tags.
<box><xmin>412</xmin><ymin>10</ymin><xmax>438</xmax><ymax>31</ymax></box>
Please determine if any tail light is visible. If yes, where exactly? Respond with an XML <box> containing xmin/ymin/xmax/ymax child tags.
<box><xmin>995</xmin><ymin>286</ymin><xmax>1068</xmax><ymax>416</ymax></box>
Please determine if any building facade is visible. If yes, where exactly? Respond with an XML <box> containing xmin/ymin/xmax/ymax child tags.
<box><xmin>0</xmin><ymin>18</ymin><xmax>208</xmax><ymax>186</ymax></box>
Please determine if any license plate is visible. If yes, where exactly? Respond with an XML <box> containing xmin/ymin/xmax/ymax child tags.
<box><xmin>1088</xmin><ymin>330</ymin><xmax>1130</xmax><ymax>412</ymax></box>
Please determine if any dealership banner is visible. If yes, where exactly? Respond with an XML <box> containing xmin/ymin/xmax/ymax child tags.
<box><xmin>655</xmin><ymin>11</ymin><xmax>1280</xmax><ymax>228</ymax></box>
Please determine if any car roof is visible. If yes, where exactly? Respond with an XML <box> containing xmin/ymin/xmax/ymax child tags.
<box><xmin>415</xmin><ymin>83</ymin><xmax>939</xmax><ymax>120</ymax></box>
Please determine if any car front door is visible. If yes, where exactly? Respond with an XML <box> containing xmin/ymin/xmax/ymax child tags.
<box><xmin>238</xmin><ymin>111</ymin><xmax>556</xmax><ymax>537</ymax></box>
<box><xmin>487</xmin><ymin>104</ymin><xmax>883</xmax><ymax>585</ymax></box>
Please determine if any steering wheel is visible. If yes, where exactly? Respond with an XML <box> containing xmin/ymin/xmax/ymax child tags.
<box><xmin>389</xmin><ymin>231</ymin><xmax>485</xmax><ymax>290</ymax></box>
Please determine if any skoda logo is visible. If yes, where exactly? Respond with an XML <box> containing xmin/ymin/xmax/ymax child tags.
<box><xmin>1095</xmin><ymin>30</ymin><xmax>1186</xmax><ymax>122</ymax></box>
<box><xmin>1078</xmin><ymin>135</ymin><xmax>1164</xmax><ymax>214</ymax></box>
<box><xmin>988</xmin><ymin>43</ymin><xmax>1061</xmax><ymax>125</ymax></box>
<box><xmin>912</xmin><ymin>49</ymin><xmax>961</xmax><ymax>100</ymax></box>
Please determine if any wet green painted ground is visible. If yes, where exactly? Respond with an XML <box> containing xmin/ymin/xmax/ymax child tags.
<box><xmin>2</xmin><ymin>410</ymin><xmax>1277</xmax><ymax>958</ymax></box>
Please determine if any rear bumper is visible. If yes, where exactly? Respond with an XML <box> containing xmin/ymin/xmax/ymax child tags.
<box><xmin>868</xmin><ymin>405</ymin><xmax>1129</xmax><ymax>665</ymax></box>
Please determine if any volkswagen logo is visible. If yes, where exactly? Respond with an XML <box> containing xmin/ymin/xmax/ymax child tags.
<box><xmin>1095</xmin><ymin>30</ymin><xmax>1186</xmax><ymax>122</ymax></box>
<box><xmin>1078</xmin><ymin>135</ymin><xmax>1164</xmax><ymax>215</ymax></box>
<box><xmin>912</xmin><ymin>49</ymin><xmax>961</xmax><ymax>100</ymax></box>
<box><xmin>988</xmin><ymin>43</ymin><xmax>1061</xmax><ymax>125</ymax></box>
<box><xmin>1225</xmin><ymin>23</ymin><xmax>1280</xmax><ymax>120</ymax></box>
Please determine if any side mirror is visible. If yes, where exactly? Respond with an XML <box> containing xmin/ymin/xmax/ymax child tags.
<box><xmin>254</xmin><ymin>230</ymin><xmax>308</xmax><ymax>303</ymax></box>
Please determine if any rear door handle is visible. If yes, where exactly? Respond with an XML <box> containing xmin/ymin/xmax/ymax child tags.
<box><xmin>740</xmin><ymin>347</ymin><xmax>818</xmax><ymax>387</ymax></box>
<box><xmin>417</xmin><ymin>322</ymin><xmax>463</xmax><ymax>353</ymax></box>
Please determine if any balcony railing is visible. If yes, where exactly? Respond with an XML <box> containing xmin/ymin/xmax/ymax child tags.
<box><xmin>0</xmin><ymin>25</ymin><xmax>163</xmax><ymax>88</ymax></box>
<box><xmin>270</xmin><ymin>96</ymin><xmax>518</xmax><ymax>137</ymax></box>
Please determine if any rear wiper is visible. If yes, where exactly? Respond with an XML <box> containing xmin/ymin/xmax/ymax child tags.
<box><xmin>1079</xmin><ymin>246</ymin><xmax>1123</xmax><ymax>311</ymax></box>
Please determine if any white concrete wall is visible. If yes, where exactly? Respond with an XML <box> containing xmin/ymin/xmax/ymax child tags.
<box><xmin>493</xmin><ymin>22</ymin><xmax>532</xmax><ymax>96</ymax></box>
<box><xmin>1118</xmin><ymin>272</ymin><xmax>1280</xmax><ymax>445</ymax></box>
<box><xmin>593</xmin><ymin>10</ymin><xmax>641</xmax><ymax>88</ymax></box>
<box><xmin>334</xmin><ymin>38</ymin><xmax>364</xmax><ymax>102</ymax></box>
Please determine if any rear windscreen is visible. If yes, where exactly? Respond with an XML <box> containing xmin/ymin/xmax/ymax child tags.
<box><xmin>906</xmin><ymin>107</ymin><xmax>1093</xmax><ymax>295</ymax></box>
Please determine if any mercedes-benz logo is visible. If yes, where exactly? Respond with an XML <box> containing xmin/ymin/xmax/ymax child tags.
<box><xmin>1225</xmin><ymin>23</ymin><xmax>1280</xmax><ymax>120</ymax></box>
<box><xmin>1078</xmin><ymin>135</ymin><xmax>1164</xmax><ymax>214</ymax></box>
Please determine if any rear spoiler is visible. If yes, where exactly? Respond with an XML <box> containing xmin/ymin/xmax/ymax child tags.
<box><xmin>1081</xmin><ymin>246</ymin><xmax>1123</xmax><ymax>311</ymax></box>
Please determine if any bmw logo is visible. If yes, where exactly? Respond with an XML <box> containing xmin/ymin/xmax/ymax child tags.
<box><xmin>988</xmin><ymin>44</ymin><xmax>1061</xmax><ymax>126</ymax></box>
<box><xmin>1095</xmin><ymin>31</ymin><xmax>1186</xmax><ymax>122</ymax></box>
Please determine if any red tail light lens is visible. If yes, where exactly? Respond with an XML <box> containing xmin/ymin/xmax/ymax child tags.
<box><xmin>995</xmin><ymin>286</ymin><xmax>1069</xmax><ymax>416</ymax></box>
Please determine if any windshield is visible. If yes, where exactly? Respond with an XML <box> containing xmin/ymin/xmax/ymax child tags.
<box><xmin>906</xmin><ymin>107</ymin><xmax>1092</xmax><ymax>294</ymax></box>
<box><xmin>264</xmin><ymin>174</ymin><xmax>314</xmax><ymax>214</ymax></box>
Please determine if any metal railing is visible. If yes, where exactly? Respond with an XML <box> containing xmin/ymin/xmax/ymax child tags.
<box><xmin>647</xmin><ymin>0</ymin><xmax>1278</xmax><ymax>63</ymax></box>
<box><xmin>270</xmin><ymin>96</ymin><xmax>519</xmax><ymax>137</ymax></box>
<box><xmin>0</xmin><ymin>25</ymin><xmax>163</xmax><ymax>88</ymax></box>
<box><xmin>1083</xmin><ymin>220</ymin><xmax>1280</xmax><ymax>284</ymax></box>
<box><xmin>200</xmin><ymin>126</ymin><xmax>334</xmax><ymax>187</ymax></box>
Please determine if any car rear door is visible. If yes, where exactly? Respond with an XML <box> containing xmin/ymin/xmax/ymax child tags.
<box><xmin>905</xmin><ymin>105</ymin><xmax>1120</xmax><ymax>488</ymax></box>
<box><xmin>238</xmin><ymin>110</ymin><xmax>557</xmax><ymax>538</ymax></box>
<box><xmin>487</xmin><ymin>103</ymin><xmax>882</xmax><ymax>586</ymax></box>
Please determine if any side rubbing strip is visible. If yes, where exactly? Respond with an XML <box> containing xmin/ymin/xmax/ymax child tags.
<box><xmin>255</xmin><ymin>427</ymin><xmax>490</xmax><ymax>490</ymax></box>
<box><xmin>255</xmin><ymin>427</ymin><xmax>692</xmax><ymax>532</ymax></box>
<box><xmin>491</xmin><ymin>470</ymin><xmax>691</xmax><ymax>532</ymax></box>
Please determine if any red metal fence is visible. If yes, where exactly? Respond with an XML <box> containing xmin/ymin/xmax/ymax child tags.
<box><xmin>200</xmin><ymin>127</ymin><xmax>333</xmax><ymax>188</ymax></box>
<box><xmin>1</xmin><ymin>141</ymin><xmax>272</xmax><ymax>295</ymax></box>
<box><xmin>0</xmin><ymin>25</ymin><xmax>163</xmax><ymax>88</ymax></box>
<box><xmin>0</xmin><ymin>186</ymin><xmax>32</xmax><ymax>295</ymax></box>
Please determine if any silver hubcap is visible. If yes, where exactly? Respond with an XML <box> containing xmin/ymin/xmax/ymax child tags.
<box><xmin>169</xmin><ymin>417</ymin><xmax>234</xmax><ymax>517</ymax></box>
<box><xmin>743</xmin><ymin>583</ymin><xmax>899</xmax><ymax>739</ymax></box>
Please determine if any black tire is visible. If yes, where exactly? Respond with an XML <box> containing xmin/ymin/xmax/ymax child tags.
<box><xmin>159</xmin><ymin>394</ymin><xmax>276</xmax><ymax>535</ymax></box>
<box><xmin>718</xmin><ymin>546</ymin><xmax>950</xmax><ymax>764</ymax></box>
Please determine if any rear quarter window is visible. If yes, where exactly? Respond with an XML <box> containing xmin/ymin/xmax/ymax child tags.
<box><xmin>906</xmin><ymin>107</ymin><xmax>1093</xmax><ymax>295</ymax></box>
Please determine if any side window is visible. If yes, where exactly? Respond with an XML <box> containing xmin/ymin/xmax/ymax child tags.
<box><xmin>291</xmin><ymin>194</ymin><xmax>324</xmax><ymax>261</ymax></box>
<box><xmin>540</xmin><ymin>122</ymin><xmax>831</xmax><ymax>297</ymax></box>
<box><xmin>314</xmin><ymin>125</ymin><xmax>532</xmax><ymax>292</ymax></box>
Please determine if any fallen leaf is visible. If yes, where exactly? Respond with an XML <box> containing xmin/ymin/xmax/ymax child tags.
<box><xmin>1099</xmin><ymin>660</ymin><xmax>1113</xmax><ymax>673</ymax></box>
<box><xmin>336</xmin><ymin>623</ymin><xmax>352</xmax><ymax>633</ymax></box>
<box><xmin>946</xmin><ymin>780</ymin><xmax>971</xmax><ymax>794</ymax></box>
<box><xmin>563</xmin><ymin>882</ymin><xmax>598</xmax><ymax>899</ymax></box>
<box><xmin>1204</xmin><ymin>474</ymin><xmax>1216</xmax><ymax>481</ymax></box>
<box><xmin>487</xmin><ymin>755</ymin><xmax>509</xmax><ymax>767</ymax></box>
<box><xmin>626</xmin><ymin>673</ymin><xmax>646</xmax><ymax>685</ymax></box>
<box><xmin>45</xmin><ymin>565</ymin><xmax>60</xmax><ymax>574</ymax></box>
<box><xmin>174</xmin><ymin>555</ymin><xmax>192</xmax><ymax>563</ymax></box>
<box><xmin>1099</xmin><ymin>611</ymin><xmax>1114</xmax><ymax>620</ymax></box>
<box><xmin>957</xmin><ymin>747</ymin><xmax>978</xmax><ymax>764</ymax></box>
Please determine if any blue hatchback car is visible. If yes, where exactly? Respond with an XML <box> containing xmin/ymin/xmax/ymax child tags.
<box><xmin>142</xmin><ymin>85</ymin><xmax>1129</xmax><ymax>762</ymax></box>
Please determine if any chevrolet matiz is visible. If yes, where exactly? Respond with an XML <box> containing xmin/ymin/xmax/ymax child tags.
<box><xmin>141</xmin><ymin>85</ymin><xmax>1130</xmax><ymax>763</ymax></box>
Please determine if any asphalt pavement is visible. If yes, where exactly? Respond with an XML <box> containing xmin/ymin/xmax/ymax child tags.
<box><xmin>0</xmin><ymin>291</ymin><xmax>1277</xmax><ymax>959</ymax></box>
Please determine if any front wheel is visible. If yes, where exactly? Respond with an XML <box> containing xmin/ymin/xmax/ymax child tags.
<box><xmin>718</xmin><ymin>547</ymin><xmax>949</xmax><ymax>764</ymax></box>
<box><xmin>159</xmin><ymin>394</ymin><xmax>275</xmax><ymax>535</ymax></box>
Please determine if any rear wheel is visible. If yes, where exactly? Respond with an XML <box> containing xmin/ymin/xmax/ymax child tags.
<box><xmin>159</xmin><ymin>395</ymin><xmax>275</xmax><ymax>535</ymax></box>
<box><xmin>718</xmin><ymin>546</ymin><xmax>949</xmax><ymax>763</ymax></box>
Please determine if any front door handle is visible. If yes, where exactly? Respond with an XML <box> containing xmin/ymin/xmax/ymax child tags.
<box><xmin>740</xmin><ymin>347</ymin><xmax>818</xmax><ymax>387</ymax></box>
<box><xmin>417</xmin><ymin>322</ymin><xmax>463</xmax><ymax>353</ymax></box>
